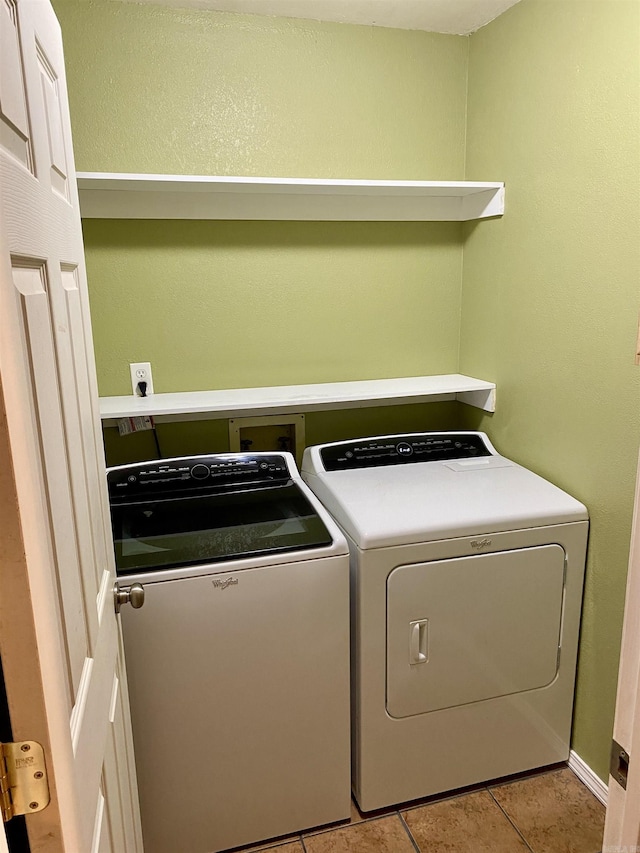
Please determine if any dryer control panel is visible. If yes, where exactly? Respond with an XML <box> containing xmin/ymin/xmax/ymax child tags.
<box><xmin>320</xmin><ymin>433</ymin><xmax>492</xmax><ymax>471</ymax></box>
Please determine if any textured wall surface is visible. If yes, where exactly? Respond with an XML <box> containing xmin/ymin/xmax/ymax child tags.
<box><xmin>54</xmin><ymin>0</ymin><xmax>640</xmax><ymax>783</ymax></box>
<box><xmin>82</xmin><ymin>219</ymin><xmax>463</xmax><ymax>395</ymax></box>
<box><xmin>55</xmin><ymin>1</ymin><xmax>468</xmax><ymax>179</ymax></box>
<box><xmin>102</xmin><ymin>401</ymin><xmax>462</xmax><ymax>466</ymax></box>
<box><xmin>461</xmin><ymin>0</ymin><xmax>640</xmax><ymax>779</ymax></box>
<box><xmin>52</xmin><ymin>0</ymin><xmax>470</xmax><ymax>396</ymax></box>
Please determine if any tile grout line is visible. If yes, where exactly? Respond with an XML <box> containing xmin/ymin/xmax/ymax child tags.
<box><xmin>301</xmin><ymin>810</ymin><xmax>420</xmax><ymax>851</ymax></box>
<box><xmin>234</xmin><ymin>832</ymin><xmax>304</xmax><ymax>853</ymax></box>
<box><xmin>398</xmin><ymin>810</ymin><xmax>422</xmax><ymax>853</ymax></box>
<box><xmin>487</xmin><ymin>787</ymin><xmax>536</xmax><ymax>853</ymax></box>
<box><xmin>301</xmin><ymin>809</ymin><xmax>401</xmax><ymax>840</ymax></box>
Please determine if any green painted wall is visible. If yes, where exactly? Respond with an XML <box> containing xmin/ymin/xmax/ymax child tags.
<box><xmin>461</xmin><ymin>0</ymin><xmax>640</xmax><ymax>780</ymax></box>
<box><xmin>53</xmin><ymin>0</ymin><xmax>640</xmax><ymax>783</ymax></box>
<box><xmin>83</xmin><ymin>219</ymin><xmax>463</xmax><ymax>395</ymax></box>
<box><xmin>56</xmin><ymin>1</ymin><xmax>467</xmax><ymax>179</ymax></box>
<box><xmin>53</xmin><ymin>0</ymin><xmax>469</xmax><ymax>399</ymax></box>
<box><xmin>102</xmin><ymin>401</ymin><xmax>461</xmax><ymax>466</ymax></box>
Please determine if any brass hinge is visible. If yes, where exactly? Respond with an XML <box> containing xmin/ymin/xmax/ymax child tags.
<box><xmin>1</xmin><ymin>741</ymin><xmax>50</xmax><ymax>824</ymax></box>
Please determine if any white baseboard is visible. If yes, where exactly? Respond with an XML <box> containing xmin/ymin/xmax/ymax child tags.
<box><xmin>569</xmin><ymin>750</ymin><xmax>608</xmax><ymax>806</ymax></box>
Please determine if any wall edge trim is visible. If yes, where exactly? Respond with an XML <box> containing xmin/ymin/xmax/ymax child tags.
<box><xmin>569</xmin><ymin>749</ymin><xmax>608</xmax><ymax>806</ymax></box>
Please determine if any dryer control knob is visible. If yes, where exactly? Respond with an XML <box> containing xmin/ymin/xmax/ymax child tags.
<box><xmin>190</xmin><ymin>463</ymin><xmax>211</xmax><ymax>480</ymax></box>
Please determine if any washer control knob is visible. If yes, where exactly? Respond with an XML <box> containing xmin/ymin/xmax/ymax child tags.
<box><xmin>190</xmin><ymin>463</ymin><xmax>210</xmax><ymax>480</ymax></box>
<box><xmin>396</xmin><ymin>442</ymin><xmax>414</xmax><ymax>457</ymax></box>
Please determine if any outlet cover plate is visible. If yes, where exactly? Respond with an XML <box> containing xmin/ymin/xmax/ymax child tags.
<box><xmin>130</xmin><ymin>362</ymin><xmax>154</xmax><ymax>396</ymax></box>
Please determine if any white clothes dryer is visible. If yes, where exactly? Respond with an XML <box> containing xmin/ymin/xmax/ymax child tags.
<box><xmin>301</xmin><ymin>432</ymin><xmax>588</xmax><ymax>812</ymax></box>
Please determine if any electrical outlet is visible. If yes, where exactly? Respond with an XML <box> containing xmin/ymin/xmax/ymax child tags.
<box><xmin>130</xmin><ymin>362</ymin><xmax>154</xmax><ymax>396</ymax></box>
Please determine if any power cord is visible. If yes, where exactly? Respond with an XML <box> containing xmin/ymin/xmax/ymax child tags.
<box><xmin>135</xmin><ymin>380</ymin><xmax>161</xmax><ymax>456</ymax></box>
<box><xmin>152</xmin><ymin>427</ymin><xmax>162</xmax><ymax>458</ymax></box>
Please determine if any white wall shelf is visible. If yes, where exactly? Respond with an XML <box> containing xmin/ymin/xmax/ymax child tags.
<box><xmin>77</xmin><ymin>173</ymin><xmax>505</xmax><ymax>221</ymax></box>
<box><xmin>99</xmin><ymin>374</ymin><xmax>496</xmax><ymax>425</ymax></box>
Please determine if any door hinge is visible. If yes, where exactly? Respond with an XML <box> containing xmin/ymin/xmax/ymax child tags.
<box><xmin>1</xmin><ymin>741</ymin><xmax>50</xmax><ymax>824</ymax></box>
<box><xmin>610</xmin><ymin>739</ymin><xmax>630</xmax><ymax>790</ymax></box>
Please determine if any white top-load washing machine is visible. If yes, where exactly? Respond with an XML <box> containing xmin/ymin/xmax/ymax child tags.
<box><xmin>302</xmin><ymin>432</ymin><xmax>588</xmax><ymax>812</ymax></box>
<box><xmin>108</xmin><ymin>452</ymin><xmax>350</xmax><ymax>853</ymax></box>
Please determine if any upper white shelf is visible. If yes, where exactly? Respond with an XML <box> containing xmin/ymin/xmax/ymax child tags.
<box><xmin>76</xmin><ymin>173</ymin><xmax>505</xmax><ymax>221</ymax></box>
<box><xmin>99</xmin><ymin>374</ymin><xmax>496</xmax><ymax>425</ymax></box>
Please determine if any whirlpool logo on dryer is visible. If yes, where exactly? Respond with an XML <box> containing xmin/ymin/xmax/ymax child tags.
<box><xmin>212</xmin><ymin>577</ymin><xmax>239</xmax><ymax>590</ymax></box>
<box><xmin>470</xmin><ymin>538</ymin><xmax>492</xmax><ymax>550</ymax></box>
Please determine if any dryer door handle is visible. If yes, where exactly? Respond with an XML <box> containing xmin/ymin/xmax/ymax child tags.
<box><xmin>409</xmin><ymin>619</ymin><xmax>428</xmax><ymax>665</ymax></box>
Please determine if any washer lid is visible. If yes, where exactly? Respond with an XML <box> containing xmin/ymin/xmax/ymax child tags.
<box><xmin>302</xmin><ymin>453</ymin><xmax>587</xmax><ymax>549</ymax></box>
<box><xmin>108</xmin><ymin>452</ymin><xmax>348</xmax><ymax>574</ymax></box>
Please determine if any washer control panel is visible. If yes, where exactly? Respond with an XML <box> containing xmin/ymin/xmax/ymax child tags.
<box><xmin>108</xmin><ymin>454</ymin><xmax>291</xmax><ymax>497</ymax></box>
<box><xmin>320</xmin><ymin>433</ymin><xmax>492</xmax><ymax>471</ymax></box>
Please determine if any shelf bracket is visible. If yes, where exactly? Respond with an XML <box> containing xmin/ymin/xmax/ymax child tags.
<box><xmin>456</xmin><ymin>386</ymin><xmax>496</xmax><ymax>412</ymax></box>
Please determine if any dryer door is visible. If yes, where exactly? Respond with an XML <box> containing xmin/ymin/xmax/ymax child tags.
<box><xmin>386</xmin><ymin>545</ymin><xmax>566</xmax><ymax>718</ymax></box>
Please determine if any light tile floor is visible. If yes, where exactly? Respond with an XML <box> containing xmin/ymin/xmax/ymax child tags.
<box><xmin>227</xmin><ymin>765</ymin><xmax>605</xmax><ymax>853</ymax></box>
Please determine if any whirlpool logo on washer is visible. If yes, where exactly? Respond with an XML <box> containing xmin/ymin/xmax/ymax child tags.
<box><xmin>212</xmin><ymin>577</ymin><xmax>238</xmax><ymax>590</ymax></box>
<box><xmin>470</xmin><ymin>538</ymin><xmax>492</xmax><ymax>550</ymax></box>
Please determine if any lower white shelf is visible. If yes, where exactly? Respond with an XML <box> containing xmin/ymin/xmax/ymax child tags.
<box><xmin>99</xmin><ymin>374</ymin><xmax>496</xmax><ymax>425</ymax></box>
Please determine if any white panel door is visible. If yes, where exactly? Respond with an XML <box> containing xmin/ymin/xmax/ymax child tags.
<box><xmin>603</xmin><ymin>448</ymin><xmax>640</xmax><ymax>848</ymax></box>
<box><xmin>0</xmin><ymin>0</ymin><xmax>142</xmax><ymax>850</ymax></box>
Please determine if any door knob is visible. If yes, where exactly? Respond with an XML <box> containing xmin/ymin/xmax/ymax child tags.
<box><xmin>114</xmin><ymin>582</ymin><xmax>145</xmax><ymax>614</ymax></box>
